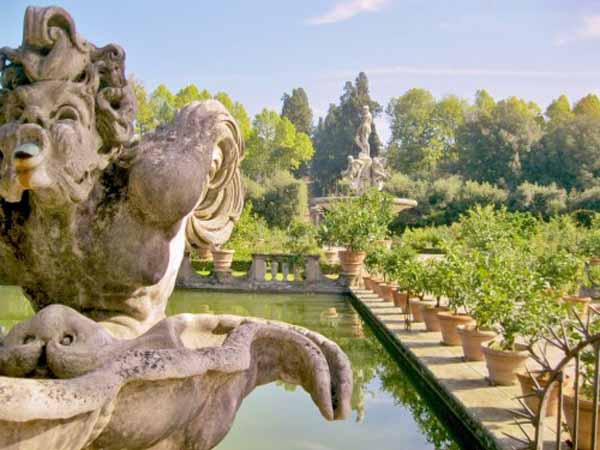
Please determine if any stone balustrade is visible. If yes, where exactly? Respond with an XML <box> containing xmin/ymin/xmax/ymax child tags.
<box><xmin>177</xmin><ymin>253</ymin><xmax>345</xmax><ymax>294</ymax></box>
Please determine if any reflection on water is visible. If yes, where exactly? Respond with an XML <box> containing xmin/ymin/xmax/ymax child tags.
<box><xmin>0</xmin><ymin>287</ymin><xmax>461</xmax><ymax>450</ymax></box>
<box><xmin>169</xmin><ymin>290</ymin><xmax>461</xmax><ymax>450</ymax></box>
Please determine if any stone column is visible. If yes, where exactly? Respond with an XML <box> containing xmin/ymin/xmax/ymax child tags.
<box><xmin>271</xmin><ymin>259</ymin><xmax>279</xmax><ymax>281</ymax></box>
<box><xmin>305</xmin><ymin>255</ymin><xmax>323</xmax><ymax>283</ymax></box>
<box><xmin>249</xmin><ymin>254</ymin><xmax>267</xmax><ymax>282</ymax></box>
<box><xmin>282</xmin><ymin>261</ymin><xmax>290</xmax><ymax>280</ymax></box>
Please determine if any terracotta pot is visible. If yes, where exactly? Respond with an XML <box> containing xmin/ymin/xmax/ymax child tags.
<box><xmin>324</xmin><ymin>249</ymin><xmax>339</xmax><ymax>265</ymax></box>
<box><xmin>378</xmin><ymin>283</ymin><xmax>394</xmax><ymax>301</ymax></box>
<box><xmin>362</xmin><ymin>276</ymin><xmax>372</xmax><ymax>290</ymax></box>
<box><xmin>409</xmin><ymin>299</ymin><xmax>426</xmax><ymax>322</ymax></box>
<box><xmin>457</xmin><ymin>325</ymin><xmax>497</xmax><ymax>361</ymax></box>
<box><xmin>564</xmin><ymin>392</ymin><xmax>600</xmax><ymax>450</ymax></box>
<box><xmin>370</xmin><ymin>279</ymin><xmax>383</xmax><ymax>296</ymax></box>
<box><xmin>369</xmin><ymin>278</ymin><xmax>380</xmax><ymax>292</ymax></box>
<box><xmin>517</xmin><ymin>371</ymin><xmax>568</xmax><ymax>418</ymax></box>
<box><xmin>590</xmin><ymin>257</ymin><xmax>600</xmax><ymax>267</ymax></box>
<box><xmin>211</xmin><ymin>249</ymin><xmax>234</xmax><ymax>271</ymax></box>
<box><xmin>339</xmin><ymin>250</ymin><xmax>366</xmax><ymax>276</ymax></box>
<box><xmin>392</xmin><ymin>290</ymin><xmax>409</xmax><ymax>312</ymax></box>
<box><xmin>482</xmin><ymin>344</ymin><xmax>529</xmax><ymax>386</ymax></box>
<box><xmin>563</xmin><ymin>295</ymin><xmax>592</xmax><ymax>316</ymax></box>
<box><xmin>422</xmin><ymin>305</ymin><xmax>447</xmax><ymax>332</ymax></box>
<box><xmin>437</xmin><ymin>312</ymin><xmax>475</xmax><ymax>346</ymax></box>
<box><xmin>196</xmin><ymin>245</ymin><xmax>212</xmax><ymax>261</ymax></box>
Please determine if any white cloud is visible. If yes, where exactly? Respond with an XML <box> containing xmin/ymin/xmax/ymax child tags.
<box><xmin>323</xmin><ymin>65</ymin><xmax>600</xmax><ymax>80</ymax></box>
<box><xmin>555</xmin><ymin>15</ymin><xmax>600</xmax><ymax>46</ymax></box>
<box><xmin>306</xmin><ymin>0</ymin><xmax>389</xmax><ymax>26</ymax></box>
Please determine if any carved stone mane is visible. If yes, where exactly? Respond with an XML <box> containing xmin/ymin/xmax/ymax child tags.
<box><xmin>0</xmin><ymin>7</ymin><xmax>245</xmax><ymax>335</ymax></box>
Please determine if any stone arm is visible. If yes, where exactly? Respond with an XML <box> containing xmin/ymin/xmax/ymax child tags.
<box><xmin>0</xmin><ymin>310</ymin><xmax>352</xmax><ymax>421</ymax></box>
<box><xmin>0</xmin><ymin>309</ymin><xmax>352</xmax><ymax>449</ymax></box>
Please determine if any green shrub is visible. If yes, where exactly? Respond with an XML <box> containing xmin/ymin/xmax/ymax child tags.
<box><xmin>284</xmin><ymin>219</ymin><xmax>319</xmax><ymax>255</ymax></box>
<box><xmin>252</xmin><ymin>171</ymin><xmax>309</xmax><ymax>229</ymax></box>
<box><xmin>569</xmin><ymin>186</ymin><xmax>600</xmax><ymax>213</ymax></box>
<box><xmin>454</xmin><ymin>205</ymin><xmax>537</xmax><ymax>251</ymax></box>
<box><xmin>401</xmin><ymin>226</ymin><xmax>452</xmax><ymax>251</ymax></box>
<box><xmin>509</xmin><ymin>182</ymin><xmax>567</xmax><ymax>217</ymax></box>
<box><xmin>227</xmin><ymin>202</ymin><xmax>270</xmax><ymax>258</ymax></box>
<box><xmin>388</xmin><ymin>174</ymin><xmax>508</xmax><ymax>230</ymax></box>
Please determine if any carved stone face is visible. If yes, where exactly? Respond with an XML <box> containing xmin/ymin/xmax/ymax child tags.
<box><xmin>0</xmin><ymin>304</ymin><xmax>117</xmax><ymax>378</ymax></box>
<box><xmin>0</xmin><ymin>80</ymin><xmax>103</xmax><ymax>203</ymax></box>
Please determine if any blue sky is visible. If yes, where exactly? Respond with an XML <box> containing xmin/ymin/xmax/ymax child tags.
<box><xmin>3</xmin><ymin>0</ymin><xmax>600</xmax><ymax>141</ymax></box>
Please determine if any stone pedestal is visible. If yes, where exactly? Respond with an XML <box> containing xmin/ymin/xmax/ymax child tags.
<box><xmin>305</xmin><ymin>255</ymin><xmax>323</xmax><ymax>283</ymax></box>
<box><xmin>249</xmin><ymin>254</ymin><xmax>267</xmax><ymax>282</ymax></box>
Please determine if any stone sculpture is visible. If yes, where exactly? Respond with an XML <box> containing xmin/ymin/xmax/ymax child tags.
<box><xmin>0</xmin><ymin>305</ymin><xmax>351</xmax><ymax>450</ymax></box>
<box><xmin>340</xmin><ymin>105</ymin><xmax>388</xmax><ymax>195</ymax></box>
<box><xmin>0</xmin><ymin>6</ymin><xmax>244</xmax><ymax>338</ymax></box>
<box><xmin>0</xmin><ymin>7</ymin><xmax>352</xmax><ymax>450</ymax></box>
<box><xmin>355</xmin><ymin>105</ymin><xmax>373</xmax><ymax>158</ymax></box>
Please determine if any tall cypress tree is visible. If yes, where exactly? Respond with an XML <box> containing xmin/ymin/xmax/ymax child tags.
<box><xmin>281</xmin><ymin>88</ymin><xmax>313</xmax><ymax>136</ymax></box>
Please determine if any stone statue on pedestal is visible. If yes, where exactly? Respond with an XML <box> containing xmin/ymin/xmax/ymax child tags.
<box><xmin>340</xmin><ymin>105</ymin><xmax>388</xmax><ymax>195</ymax></box>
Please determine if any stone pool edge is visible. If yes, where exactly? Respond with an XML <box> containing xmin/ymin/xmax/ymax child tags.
<box><xmin>348</xmin><ymin>288</ymin><xmax>503</xmax><ymax>450</ymax></box>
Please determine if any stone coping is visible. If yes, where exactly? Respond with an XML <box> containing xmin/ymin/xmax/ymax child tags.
<box><xmin>350</xmin><ymin>288</ymin><xmax>559</xmax><ymax>450</ymax></box>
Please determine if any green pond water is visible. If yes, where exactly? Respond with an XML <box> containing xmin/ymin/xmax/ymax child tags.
<box><xmin>0</xmin><ymin>286</ymin><xmax>462</xmax><ymax>450</ymax></box>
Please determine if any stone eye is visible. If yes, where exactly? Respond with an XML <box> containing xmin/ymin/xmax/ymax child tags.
<box><xmin>60</xmin><ymin>334</ymin><xmax>74</xmax><ymax>346</ymax></box>
<box><xmin>23</xmin><ymin>335</ymin><xmax>35</xmax><ymax>344</ymax></box>
<box><xmin>55</xmin><ymin>106</ymin><xmax>79</xmax><ymax>122</ymax></box>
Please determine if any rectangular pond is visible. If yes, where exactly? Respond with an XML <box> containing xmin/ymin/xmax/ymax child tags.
<box><xmin>0</xmin><ymin>286</ymin><xmax>464</xmax><ymax>450</ymax></box>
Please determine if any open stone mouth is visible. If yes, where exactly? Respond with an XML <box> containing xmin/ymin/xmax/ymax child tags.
<box><xmin>14</xmin><ymin>143</ymin><xmax>43</xmax><ymax>166</ymax></box>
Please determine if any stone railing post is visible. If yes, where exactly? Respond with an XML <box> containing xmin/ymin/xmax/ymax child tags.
<box><xmin>249</xmin><ymin>254</ymin><xmax>267</xmax><ymax>282</ymax></box>
<box><xmin>305</xmin><ymin>255</ymin><xmax>323</xmax><ymax>283</ymax></box>
<box><xmin>281</xmin><ymin>260</ymin><xmax>290</xmax><ymax>280</ymax></box>
<box><xmin>270</xmin><ymin>258</ymin><xmax>279</xmax><ymax>281</ymax></box>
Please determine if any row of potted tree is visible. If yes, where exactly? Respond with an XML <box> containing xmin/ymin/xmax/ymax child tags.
<box><xmin>361</xmin><ymin>207</ymin><xmax>600</xmax><ymax>449</ymax></box>
<box><xmin>317</xmin><ymin>190</ymin><xmax>600</xmax><ymax>448</ymax></box>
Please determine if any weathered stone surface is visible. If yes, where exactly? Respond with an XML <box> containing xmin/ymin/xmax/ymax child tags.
<box><xmin>0</xmin><ymin>6</ymin><xmax>244</xmax><ymax>337</ymax></box>
<box><xmin>0</xmin><ymin>7</ymin><xmax>353</xmax><ymax>450</ymax></box>
<box><xmin>0</xmin><ymin>305</ymin><xmax>353</xmax><ymax>450</ymax></box>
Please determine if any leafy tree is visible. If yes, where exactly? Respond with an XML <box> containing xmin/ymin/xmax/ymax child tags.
<box><xmin>545</xmin><ymin>94</ymin><xmax>573</xmax><ymax>124</ymax></box>
<box><xmin>129</xmin><ymin>75</ymin><xmax>154</xmax><ymax>134</ymax></box>
<box><xmin>251</xmin><ymin>170</ymin><xmax>309</xmax><ymax>229</ymax></box>
<box><xmin>508</xmin><ymin>182</ymin><xmax>567</xmax><ymax>218</ymax></box>
<box><xmin>174</xmin><ymin>84</ymin><xmax>211</xmax><ymax>109</ymax></box>
<box><xmin>455</xmin><ymin>96</ymin><xmax>543</xmax><ymax>188</ymax></box>
<box><xmin>574</xmin><ymin>94</ymin><xmax>600</xmax><ymax>118</ymax></box>
<box><xmin>387</xmin><ymin>90</ymin><xmax>467</xmax><ymax>176</ymax></box>
<box><xmin>474</xmin><ymin>89</ymin><xmax>495</xmax><ymax>116</ymax></box>
<box><xmin>281</xmin><ymin>87</ymin><xmax>313</xmax><ymax>135</ymax></box>
<box><xmin>433</xmin><ymin>95</ymin><xmax>468</xmax><ymax>168</ymax></box>
<box><xmin>525</xmin><ymin>114</ymin><xmax>600</xmax><ymax>190</ymax></box>
<box><xmin>150</xmin><ymin>84</ymin><xmax>176</xmax><ymax>125</ymax></box>
<box><xmin>242</xmin><ymin>109</ymin><xmax>314</xmax><ymax>180</ymax></box>
<box><xmin>387</xmin><ymin>88</ymin><xmax>437</xmax><ymax>175</ymax></box>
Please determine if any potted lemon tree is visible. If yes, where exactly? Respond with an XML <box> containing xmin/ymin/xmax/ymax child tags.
<box><xmin>318</xmin><ymin>190</ymin><xmax>394</xmax><ymax>277</ymax></box>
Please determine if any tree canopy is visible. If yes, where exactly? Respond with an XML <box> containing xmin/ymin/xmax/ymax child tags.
<box><xmin>281</xmin><ymin>88</ymin><xmax>313</xmax><ymax>136</ymax></box>
<box><xmin>242</xmin><ymin>108</ymin><xmax>314</xmax><ymax>180</ymax></box>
